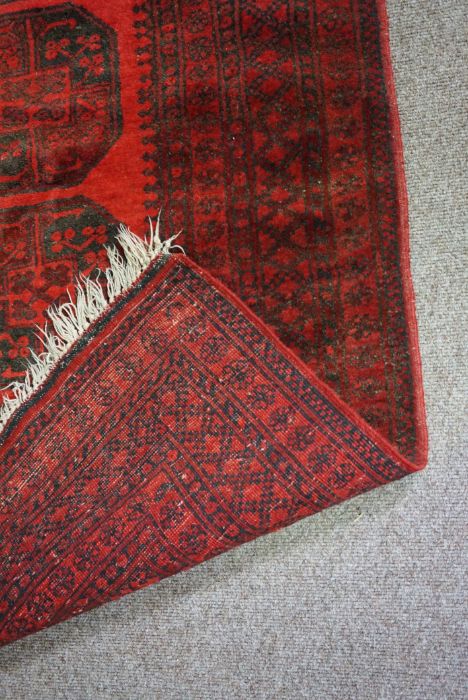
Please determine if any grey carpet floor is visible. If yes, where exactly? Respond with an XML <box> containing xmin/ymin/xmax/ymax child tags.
<box><xmin>0</xmin><ymin>1</ymin><xmax>466</xmax><ymax>698</ymax></box>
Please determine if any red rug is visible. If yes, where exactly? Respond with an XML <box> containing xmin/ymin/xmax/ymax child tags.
<box><xmin>0</xmin><ymin>0</ymin><xmax>427</xmax><ymax>645</ymax></box>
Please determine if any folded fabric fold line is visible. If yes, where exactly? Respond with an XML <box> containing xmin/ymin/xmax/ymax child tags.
<box><xmin>0</xmin><ymin>234</ymin><xmax>426</xmax><ymax>646</ymax></box>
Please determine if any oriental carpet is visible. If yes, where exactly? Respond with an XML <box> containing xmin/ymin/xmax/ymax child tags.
<box><xmin>0</xmin><ymin>0</ymin><xmax>427</xmax><ymax>645</ymax></box>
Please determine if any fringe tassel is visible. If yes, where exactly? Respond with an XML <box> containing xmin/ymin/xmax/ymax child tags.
<box><xmin>0</xmin><ymin>217</ymin><xmax>182</xmax><ymax>434</ymax></box>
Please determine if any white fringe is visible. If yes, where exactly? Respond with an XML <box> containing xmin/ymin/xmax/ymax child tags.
<box><xmin>0</xmin><ymin>217</ymin><xmax>182</xmax><ymax>435</ymax></box>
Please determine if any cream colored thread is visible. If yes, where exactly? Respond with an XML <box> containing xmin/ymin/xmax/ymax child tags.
<box><xmin>0</xmin><ymin>218</ymin><xmax>182</xmax><ymax>434</ymax></box>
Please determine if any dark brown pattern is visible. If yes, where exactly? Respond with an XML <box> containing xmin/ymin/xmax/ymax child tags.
<box><xmin>134</xmin><ymin>0</ymin><xmax>418</xmax><ymax>458</ymax></box>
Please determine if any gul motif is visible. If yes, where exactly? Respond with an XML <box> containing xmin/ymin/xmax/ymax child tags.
<box><xmin>0</xmin><ymin>4</ymin><xmax>121</xmax><ymax>193</ymax></box>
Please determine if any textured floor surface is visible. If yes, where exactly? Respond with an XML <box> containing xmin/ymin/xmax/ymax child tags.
<box><xmin>0</xmin><ymin>1</ymin><xmax>466</xmax><ymax>698</ymax></box>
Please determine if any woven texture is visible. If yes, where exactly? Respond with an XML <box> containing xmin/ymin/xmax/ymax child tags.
<box><xmin>0</xmin><ymin>0</ymin><xmax>425</xmax><ymax>460</ymax></box>
<box><xmin>0</xmin><ymin>0</ymin><xmax>430</xmax><ymax>646</ymax></box>
<box><xmin>0</xmin><ymin>251</ymin><xmax>425</xmax><ymax>644</ymax></box>
<box><xmin>1</xmin><ymin>0</ymin><xmax>465</xmax><ymax>696</ymax></box>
